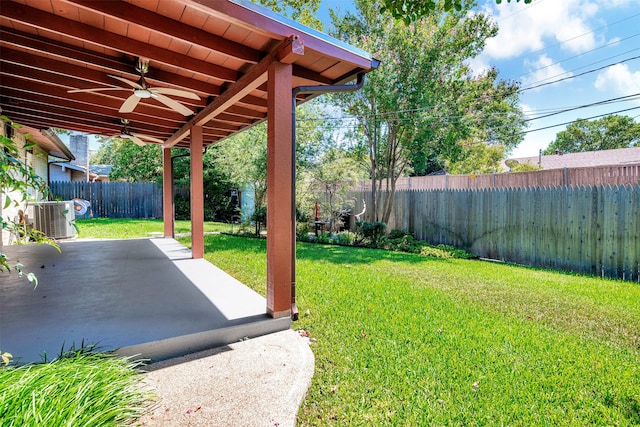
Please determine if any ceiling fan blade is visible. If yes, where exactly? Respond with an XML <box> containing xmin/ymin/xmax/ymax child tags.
<box><xmin>129</xmin><ymin>135</ymin><xmax>146</xmax><ymax>146</ymax></box>
<box><xmin>131</xmin><ymin>132</ymin><xmax>164</xmax><ymax>144</ymax></box>
<box><xmin>153</xmin><ymin>93</ymin><xmax>194</xmax><ymax>116</ymax></box>
<box><xmin>119</xmin><ymin>94</ymin><xmax>141</xmax><ymax>113</ymax></box>
<box><xmin>109</xmin><ymin>75</ymin><xmax>143</xmax><ymax>89</ymax></box>
<box><xmin>151</xmin><ymin>87</ymin><xmax>201</xmax><ymax>100</ymax></box>
<box><xmin>68</xmin><ymin>87</ymin><xmax>127</xmax><ymax>94</ymax></box>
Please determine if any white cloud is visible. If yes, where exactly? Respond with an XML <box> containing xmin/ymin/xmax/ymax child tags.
<box><xmin>594</xmin><ymin>64</ymin><xmax>640</xmax><ymax>102</ymax></box>
<box><xmin>607</xmin><ymin>36</ymin><xmax>621</xmax><ymax>46</ymax></box>
<box><xmin>600</xmin><ymin>0</ymin><xmax>634</xmax><ymax>6</ymax></box>
<box><xmin>481</xmin><ymin>0</ymin><xmax>599</xmax><ymax>60</ymax></box>
<box><xmin>521</xmin><ymin>54</ymin><xmax>573</xmax><ymax>90</ymax></box>
<box><xmin>519</xmin><ymin>103</ymin><xmax>534</xmax><ymax>118</ymax></box>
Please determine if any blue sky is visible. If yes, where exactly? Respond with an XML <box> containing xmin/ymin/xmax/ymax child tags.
<box><xmin>317</xmin><ymin>0</ymin><xmax>640</xmax><ymax>158</ymax></box>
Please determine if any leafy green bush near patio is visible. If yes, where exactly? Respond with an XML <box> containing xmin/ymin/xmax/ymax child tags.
<box><xmin>189</xmin><ymin>233</ymin><xmax>640</xmax><ymax>426</ymax></box>
<box><xmin>0</xmin><ymin>350</ymin><xmax>149</xmax><ymax>427</ymax></box>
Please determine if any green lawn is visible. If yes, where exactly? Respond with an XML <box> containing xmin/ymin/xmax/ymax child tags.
<box><xmin>75</xmin><ymin>218</ymin><xmax>231</xmax><ymax>239</ymax></box>
<box><xmin>180</xmin><ymin>233</ymin><xmax>640</xmax><ymax>426</ymax></box>
<box><xmin>60</xmin><ymin>220</ymin><xmax>640</xmax><ymax>425</ymax></box>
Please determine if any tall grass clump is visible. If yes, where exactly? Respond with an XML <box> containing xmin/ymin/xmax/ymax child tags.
<box><xmin>0</xmin><ymin>350</ymin><xmax>149</xmax><ymax>426</ymax></box>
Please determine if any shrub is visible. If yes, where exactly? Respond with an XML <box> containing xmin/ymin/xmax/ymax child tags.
<box><xmin>388</xmin><ymin>228</ymin><xmax>410</xmax><ymax>239</ymax></box>
<box><xmin>335</xmin><ymin>231</ymin><xmax>355</xmax><ymax>246</ymax></box>
<box><xmin>436</xmin><ymin>244</ymin><xmax>478</xmax><ymax>259</ymax></box>
<box><xmin>354</xmin><ymin>221</ymin><xmax>387</xmax><ymax>247</ymax></box>
<box><xmin>251</xmin><ymin>206</ymin><xmax>267</xmax><ymax>236</ymax></box>
<box><xmin>296</xmin><ymin>222</ymin><xmax>312</xmax><ymax>241</ymax></box>
<box><xmin>316</xmin><ymin>231</ymin><xmax>332</xmax><ymax>244</ymax></box>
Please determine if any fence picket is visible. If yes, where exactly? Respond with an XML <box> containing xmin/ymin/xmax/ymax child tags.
<box><xmin>349</xmin><ymin>183</ymin><xmax>640</xmax><ymax>281</ymax></box>
<box><xmin>49</xmin><ymin>181</ymin><xmax>163</xmax><ymax>219</ymax></box>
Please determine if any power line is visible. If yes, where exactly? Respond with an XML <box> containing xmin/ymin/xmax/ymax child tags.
<box><xmin>520</xmin><ymin>105</ymin><xmax>640</xmax><ymax>135</ymax></box>
<box><xmin>520</xmin><ymin>11</ymin><xmax>640</xmax><ymax>60</ymax></box>
<box><xmin>295</xmin><ymin>92</ymin><xmax>640</xmax><ymax>127</ymax></box>
<box><xmin>518</xmin><ymin>32</ymin><xmax>640</xmax><ymax>80</ymax></box>
<box><xmin>519</xmin><ymin>54</ymin><xmax>640</xmax><ymax>92</ymax></box>
<box><xmin>523</xmin><ymin>92</ymin><xmax>640</xmax><ymax>122</ymax></box>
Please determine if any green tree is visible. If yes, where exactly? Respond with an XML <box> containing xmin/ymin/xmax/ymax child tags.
<box><xmin>103</xmin><ymin>140</ymin><xmax>163</xmax><ymax>183</ymax></box>
<box><xmin>215</xmin><ymin>102</ymin><xmax>333</xmax><ymax>217</ymax></box>
<box><xmin>172</xmin><ymin>149</ymin><xmax>237</xmax><ymax>222</ymax></box>
<box><xmin>308</xmin><ymin>148</ymin><xmax>366</xmax><ymax>232</ymax></box>
<box><xmin>381</xmin><ymin>0</ymin><xmax>532</xmax><ymax>24</ymax></box>
<box><xmin>93</xmin><ymin>137</ymin><xmax>237</xmax><ymax>221</ymax></box>
<box><xmin>215</xmin><ymin>123</ymin><xmax>269</xmax><ymax>209</ymax></box>
<box><xmin>331</xmin><ymin>0</ymin><xmax>524</xmax><ymax>223</ymax></box>
<box><xmin>544</xmin><ymin>115</ymin><xmax>640</xmax><ymax>154</ymax></box>
<box><xmin>254</xmin><ymin>0</ymin><xmax>322</xmax><ymax>29</ymax></box>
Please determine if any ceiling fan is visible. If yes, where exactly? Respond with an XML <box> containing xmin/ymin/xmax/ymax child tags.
<box><xmin>68</xmin><ymin>58</ymin><xmax>200</xmax><ymax>116</ymax></box>
<box><xmin>113</xmin><ymin>119</ymin><xmax>164</xmax><ymax>146</ymax></box>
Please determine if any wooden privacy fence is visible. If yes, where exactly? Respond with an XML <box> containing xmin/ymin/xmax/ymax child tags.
<box><xmin>350</xmin><ymin>184</ymin><xmax>640</xmax><ymax>281</ymax></box>
<box><xmin>50</xmin><ymin>181</ymin><xmax>163</xmax><ymax>219</ymax></box>
<box><xmin>355</xmin><ymin>164</ymin><xmax>640</xmax><ymax>191</ymax></box>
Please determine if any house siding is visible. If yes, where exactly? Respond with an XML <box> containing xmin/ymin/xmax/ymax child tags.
<box><xmin>0</xmin><ymin>127</ymin><xmax>49</xmax><ymax>245</ymax></box>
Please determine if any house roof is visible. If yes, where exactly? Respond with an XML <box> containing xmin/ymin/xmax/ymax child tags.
<box><xmin>507</xmin><ymin>146</ymin><xmax>640</xmax><ymax>170</ymax></box>
<box><xmin>14</xmin><ymin>126</ymin><xmax>75</xmax><ymax>161</ymax></box>
<box><xmin>0</xmin><ymin>0</ymin><xmax>377</xmax><ymax>149</ymax></box>
<box><xmin>89</xmin><ymin>164</ymin><xmax>113</xmax><ymax>176</ymax></box>
<box><xmin>51</xmin><ymin>162</ymin><xmax>86</xmax><ymax>172</ymax></box>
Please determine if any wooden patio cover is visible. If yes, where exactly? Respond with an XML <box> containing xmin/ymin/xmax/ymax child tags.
<box><xmin>0</xmin><ymin>0</ymin><xmax>377</xmax><ymax>318</ymax></box>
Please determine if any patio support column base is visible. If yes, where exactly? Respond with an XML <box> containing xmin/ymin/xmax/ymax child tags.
<box><xmin>267</xmin><ymin>308</ymin><xmax>292</xmax><ymax>319</ymax></box>
<box><xmin>162</xmin><ymin>146</ymin><xmax>174</xmax><ymax>238</ymax></box>
<box><xmin>190</xmin><ymin>125</ymin><xmax>204</xmax><ymax>259</ymax></box>
<box><xmin>266</xmin><ymin>61</ymin><xmax>293</xmax><ymax>317</ymax></box>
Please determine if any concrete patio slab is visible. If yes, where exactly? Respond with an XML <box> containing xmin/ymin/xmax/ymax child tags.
<box><xmin>140</xmin><ymin>329</ymin><xmax>315</xmax><ymax>427</ymax></box>
<box><xmin>0</xmin><ymin>238</ymin><xmax>290</xmax><ymax>364</ymax></box>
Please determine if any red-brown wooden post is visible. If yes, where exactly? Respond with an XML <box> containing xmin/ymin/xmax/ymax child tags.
<box><xmin>266</xmin><ymin>61</ymin><xmax>293</xmax><ymax>318</ymax></box>
<box><xmin>162</xmin><ymin>146</ymin><xmax>174</xmax><ymax>238</ymax></box>
<box><xmin>190</xmin><ymin>125</ymin><xmax>204</xmax><ymax>259</ymax></box>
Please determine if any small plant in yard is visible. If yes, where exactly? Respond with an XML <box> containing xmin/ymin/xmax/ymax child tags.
<box><xmin>334</xmin><ymin>231</ymin><xmax>355</xmax><ymax>246</ymax></box>
<box><xmin>0</xmin><ymin>349</ymin><xmax>150</xmax><ymax>426</ymax></box>
<box><xmin>315</xmin><ymin>231</ymin><xmax>332</xmax><ymax>244</ymax></box>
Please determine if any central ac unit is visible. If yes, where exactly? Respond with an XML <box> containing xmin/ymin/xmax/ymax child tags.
<box><xmin>27</xmin><ymin>201</ymin><xmax>76</xmax><ymax>239</ymax></box>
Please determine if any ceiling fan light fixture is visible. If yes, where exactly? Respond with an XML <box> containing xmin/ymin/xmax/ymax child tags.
<box><xmin>133</xmin><ymin>88</ymin><xmax>152</xmax><ymax>98</ymax></box>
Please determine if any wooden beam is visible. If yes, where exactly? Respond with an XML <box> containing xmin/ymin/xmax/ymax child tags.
<box><xmin>190</xmin><ymin>126</ymin><xmax>205</xmax><ymax>259</ymax></box>
<box><xmin>3</xmin><ymin>2</ymin><xmax>240</xmax><ymax>82</ymax></box>
<box><xmin>187</xmin><ymin>0</ymin><xmax>373</xmax><ymax>70</ymax></box>
<box><xmin>67</xmin><ymin>0</ymin><xmax>262</xmax><ymax>64</ymax></box>
<box><xmin>164</xmin><ymin>35</ymin><xmax>303</xmax><ymax>148</ymax></box>
<box><xmin>0</xmin><ymin>73</ymin><xmax>186</xmax><ymax>123</ymax></box>
<box><xmin>0</xmin><ymin>28</ymin><xmax>224</xmax><ymax>98</ymax></box>
<box><xmin>266</xmin><ymin>61</ymin><xmax>294</xmax><ymax>318</ymax></box>
<box><xmin>163</xmin><ymin>147</ymin><xmax>174</xmax><ymax>238</ymax></box>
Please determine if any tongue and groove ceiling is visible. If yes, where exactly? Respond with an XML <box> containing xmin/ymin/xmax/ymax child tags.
<box><xmin>0</xmin><ymin>0</ymin><xmax>375</xmax><ymax>148</ymax></box>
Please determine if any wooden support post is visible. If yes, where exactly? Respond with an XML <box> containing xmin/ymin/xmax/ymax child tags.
<box><xmin>266</xmin><ymin>61</ymin><xmax>293</xmax><ymax>318</ymax></box>
<box><xmin>162</xmin><ymin>146</ymin><xmax>174</xmax><ymax>238</ymax></box>
<box><xmin>190</xmin><ymin>125</ymin><xmax>204</xmax><ymax>259</ymax></box>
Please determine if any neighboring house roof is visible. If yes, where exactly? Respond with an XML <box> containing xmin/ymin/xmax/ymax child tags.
<box><xmin>89</xmin><ymin>164</ymin><xmax>112</xmax><ymax>176</ymax></box>
<box><xmin>15</xmin><ymin>126</ymin><xmax>75</xmax><ymax>161</ymax></box>
<box><xmin>51</xmin><ymin>162</ymin><xmax>86</xmax><ymax>172</ymax></box>
<box><xmin>506</xmin><ymin>146</ymin><xmax>640</xmax><ymax>170</ymax></box>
